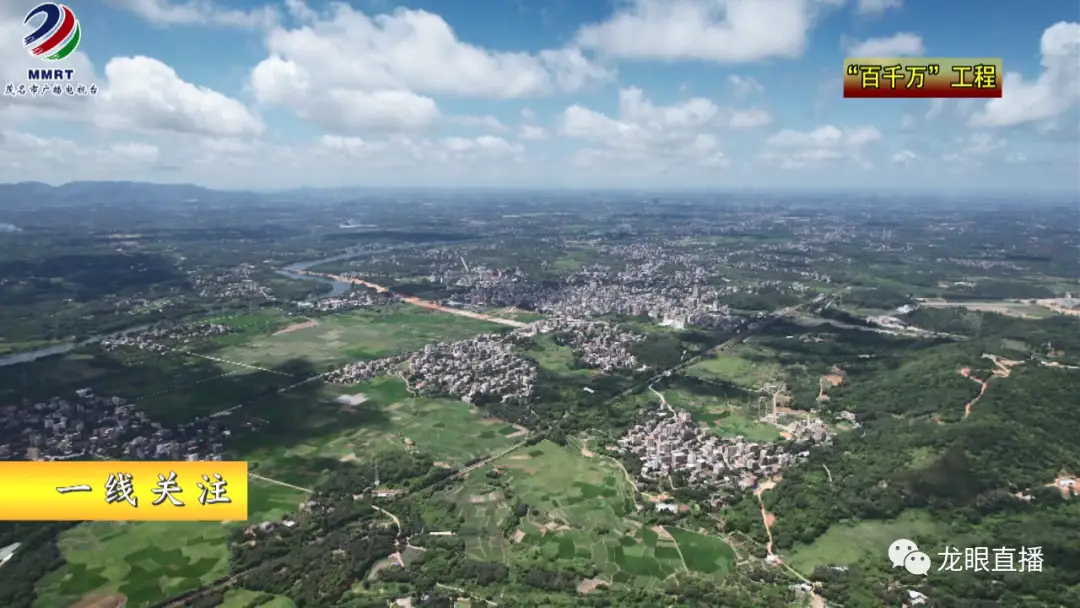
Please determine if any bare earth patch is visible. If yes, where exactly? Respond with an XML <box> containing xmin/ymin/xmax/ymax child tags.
<box><xmin>274</xmin><ymin>319</ymin><xmax>318</xmax><ymax>335</ymax></box>
<box><xmin>339</xmin><ymin>453</ymin><xmax>358</xmax><ymax>462</ymax></box>
<box><xmin>508</xmin><ymin>454</ymin><xmax>531</xmax><ymax>460</ymax></box>
<box><xmin>386</xmin><ymin>402</ymin><xmax>404</xmax><ymax>412</ymax></box>
<box><xmin>651</xmin><ymin>525</ymin><xmax>675</xmax><ymax>542</ymax></box>
<box><xmin>577</xmin><ymin>578</ymin><xmax>609</xmax><ymax>594</ymax></box>
<box><xmin>504</xmin><ymin>423</ymin><xmax>530</xmax><ymax>439</ymax></box>
<box><xmin>73</xmin><ymin>594</ymin><xmax>127</xmax><ymax>608</ymax></box>
<box><xmin>512</xmin><ymin>529</ymin><xmax>527</xmax><ymax>544</ymax></box>
<box><xmin>470</xmin><ymin>491</ymin><xmax>501</xmax><ymax>503</ymax></box>
<box><xmin>479</xmin><ymin>418</ymin><xmax>501</xmax><ymax>425</ymax></box>
<box><xmin>433</xmin><ymin>461</ymin><xmax>453</xmax><ymax>469</ymax></box>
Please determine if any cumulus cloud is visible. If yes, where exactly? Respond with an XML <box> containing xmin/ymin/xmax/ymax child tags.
<box><xmin>942</xmin><ymin>133</ymin><xmax>1008</xmax><ymax>166</ymax></box>
<box><xmin>250</xmin><ymin>2</ymin><xmax>612</xmax><ymax>132</ymax></box>
<box><xmin>761</xmin><ymin>124</ymin><xmax>881</xmax><ymax>169</ymax></box>
<box><xmin>969</xmin><ymin>22</ymin><xmax>1080</xmax><ymax>128</ymax></box>
<box><xmin>891</xmin><ymin>149</ymin><xmax>918</xmax><ymax>165</ymax></box>
<box><xmin>0</xmin><ymin>130</ymin><xmax>161</xmax><ymax>176</ymax></box>
<box><xmin>575</xmin><ymin>0</ymin><xmax>834</xmax><ymax>63</ymax></box>
<box><xmin>451</xmin><ymin>115</ymin><xmax>508</xmax><ymax>132</ymax></box>
<box><xmin>94</xmin><ymin>56</ymin><xmax>264</xmax><ymax>136</ymax></box>
<box><xmin>558</xmin><ymin>87</ymin><xmax>757</xmax><ymax>169</ymax></box>
<box><xmin>519</xmin><ymin>125</ymin><xmax>549</xmax><ymax>140</ymax></box>
<box><xmin>848</xmin><ymin>33</ymin><xmax>924</xmax><ymax>57</ymax></box>
<box><xmin>105</xmin><ymin>0</ymin><xmax>277</xmax><ymax>29</ymax></box>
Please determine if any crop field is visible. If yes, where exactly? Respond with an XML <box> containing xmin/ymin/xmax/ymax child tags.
<box><xmin>520</xmin><ymin>333</ymin><xmax>593</xmax><ymax>379</ymax></box>
<box><xmin>34</xmin><ymin>481</ymin><xmax>306</xmax><ymax>608</ymax></box>
<box><xmin>443</xmin><ymin>442</ymin><xmax>736</xmax><ymax>589</ymax></box>
<box><xmin>35</xmin><ymin>521</ymin><xmax>230</xmax><ymax>608</ymax></box>
<box><xmin>783</xmin><ymin>510</ymin><xmax>943</xmax><ymax>576</ymax></box>
<box><xmin>241</xmin><ymin>378</ymin><xmax>523</xmax><ymax>484</ymax></box>
<box><xmin>492</xmin><ymin>440</ymin><xmax>635</xmax><ymax>532</ymax></box>
<box><xmin>215</xmin><ymin>305</ymin><xmax>503</xmax><ymax>370</ymax></box>
<box><xmin>220</xmin><ymin>589</ymin><xmax>296</xmax><ymax>608</ymax></box>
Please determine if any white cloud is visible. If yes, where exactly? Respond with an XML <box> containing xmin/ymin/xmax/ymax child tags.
<box><xmin>1005</xmin><ymin>152</ymin><xmax>1027</xmax><ymax>163</ymax></box>
<box><xmin>942</xmin><ymin>132</ymin><xmax>1007</xmax><ymax>165</ymax></box>
<box><xmin>319</xmin><ymin>133</ymin><xmax>523</xmax><ymax>165</ymax></box>
<box><xmin>575</xmin><ymin>0</ymin><xmax>831</xmax><ymax>63</ymax></box>
<box><xmin>729</xmin><ymin>74</ymin><xmax>764</xmax><ymax>97</ymax></box>
<box><xmin>249</xmin><ymin>2</ymin><xmax>612</xmax><ymax>132</ymax></box>
<box><xmin>559</xmin><ymin>88</ymin><xmax>735</xmax><ymax>167</ymax></box>
<box><xmin>855</xmin><ymin>0</ymin><xmax>902</xmax><ymax>17</ymax></box>
<box><xmin>451</xmin><ymin>115</ymin><xmax>508</xmax><ymax>132</ymax></box>
<box><xmin>521</xmin><ymin>107</ymin><xmax>538</xmax><ymax>123</ymax></box>
<box><xmin>95</xmin><ymin>56</ymin><xmax>263</xmax><ymax>137</ymax></box>
<box><xmin>519</xmin><ymin>125</ymin><xmax>549</xmax><ymax>140</ymax></box>
<box><xmin>848</xmin><ymin>33</ymin><xmax>924</xmax><ymax>57</ymax></box>
<box><xmin>0</xmin><ymin>130</ymin><xmax>161</xmax><ymax>174</ymax></box>
<box><xmin>970</xmin><ymin>22</ymin><xmax>1080</xmax><ymax>128</ymax></box>
<box><xmin>891</xmin><ymin>149</ymin><xmax>919</xmax><ymax>165</ymax></box>
<box><xmin>105</xmin><ymin>0</ymin><xmax>277</xmax><ymax>29</ymax></box>
<box><xmin>761</xmin><ymin>124</ymin><xmax>881</xmax><ymax>169</ymax></box>
<box><xmin>253</xmin><ymin>3</ymin><xmax>611</xmax><ymax>100</ymax></box>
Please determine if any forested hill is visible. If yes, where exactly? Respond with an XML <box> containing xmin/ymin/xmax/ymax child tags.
<box><xmin>723</xmin><ymin>311</ymin><xmax>1080</xmax><ymax>608</ymax></box>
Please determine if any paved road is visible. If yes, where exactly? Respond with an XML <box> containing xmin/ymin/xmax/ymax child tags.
<box><xmin>289</xmin><ymin>270</ymin><xmax>529</xmax><ymax>328</ymax></box>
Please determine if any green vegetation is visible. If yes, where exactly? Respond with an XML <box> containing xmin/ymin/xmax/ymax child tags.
<box><xmin>35</xmin><ymin>521</ymin><xmax>231</xmax><ymax>607</ymax></box>
<box><xmin>215</xmin><ymin>306</ymin><xmax>503</xmax><ymax>370</ymax></box>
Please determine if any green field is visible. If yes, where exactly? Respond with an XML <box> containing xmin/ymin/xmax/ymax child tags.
<box><xmin>686</xmin><ymin>353</ymin><xmax>780</xmax><ymax>388</ymax></box>
<box><xmin>243</xmin><ymin>377</ymin><xmax>523</xmax><ymax>485</ymax></box>
<box><xmin>215</xmin><ymin>306</ymin><xmax>503</xmax><ymax>370</ymax></box>
<box><xmin>35</xmin><ymin>521</ymin><xmax>230</xmax><ymax>608</ymax></box>
<box><xmin>34</xmin><ymin>481</ymin><xmax>306</xmax><ymax>608</ymax></box>
<box><xmin>521</xmin><ymin>333</ymin><xmax>593</xmax><ymax>379</ymax></box>
<box><xmin>638</xmin><ymin>385</ymin><xmax>782</xmax><ymax>443</ymax></box>
<box><xmin>220</xmin><ymin>588</ymin><xmax>296</xmax><ymax>608</ymax></box>
<box><xmin>665</xmin><ymin>527</ymin><xmax>735</xmax><ymax>575</ymax></box>
<box><xmin>783</xmin><ymin>510</ymin><xmax>944</xmax><ymax>576</ymax></box>
<box><xmin>443</xmin><ymin>442</ymin><xmax>735</xmax><ymax>589</ymax></box>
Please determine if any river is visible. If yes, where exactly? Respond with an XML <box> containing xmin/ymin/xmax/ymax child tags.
<box><xmin>0</xmin><ymin>323</ymin><xmax>153</xmax><ymax>368</ymax></box>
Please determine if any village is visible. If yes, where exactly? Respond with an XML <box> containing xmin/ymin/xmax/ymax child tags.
<box><xmin>0</xmin><ymin>389</ymin><xmax>231</xmax><ymax>463</ymax></box>
<box><xmin>615</xmin><ymin>391</ymin><xmax>836</xmax><ymax>506</ymax></box>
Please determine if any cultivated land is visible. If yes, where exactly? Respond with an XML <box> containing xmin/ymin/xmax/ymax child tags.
<box><xmin>440</xmin><ymin>440</ymin><xmax>737</xmax><ymax>590</ymax></box>
<box><xmin>35</xmin><ymin>482</ymin><xmax>309</xmax><ymax>608</ymax></box>
<box><xmin>244</xmin><ymin>377</ymin><xmax>525</xmax><ymax>484</ymax></box>
<box><xmin>215</xmin><ymin>306</ymin><xmax>504</xmax><ymax>370</ymax></box>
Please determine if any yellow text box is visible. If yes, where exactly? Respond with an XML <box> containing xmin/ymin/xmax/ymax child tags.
<box><xmin>0</xmin><ymin>461</ymin><xmax>248</xmax><ymax>521</ymax></box>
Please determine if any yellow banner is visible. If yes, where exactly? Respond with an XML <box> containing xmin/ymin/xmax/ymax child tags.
<box><xmin>0</xmin><ymin>461</ymin><xmax>248</xmax><ymax>521</ymax></box>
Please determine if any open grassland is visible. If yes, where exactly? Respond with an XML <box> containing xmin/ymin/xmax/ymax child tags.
<box><xmin>242</xmin><ymin>378</ymin><xmax>521</xmax><ymax>485</ymax></box>
<box><xmin>35</xmin><ymin>482</ymin><xmax>307</xmax><ymax>608</ymax></box>
<box><xmin>632</xmin><ymin>381</ymin><xmax>782</xmax><ymax>443</ymax></box>
<box><xmin>686</xmin><ymin>353</ymin><xmax>781</xmax><ymax>389</ymax></box>
<box><xmin>521</xmin><ymin>333</ymin><xmax>593</xmax><ymax>379</ymax></box>
<box><xmin>214</xmin><ymin>305</ymin><xmax>502</xmax><ymax>370</ymax></box>
<box><xmin>783</xmin><ymin>510</ymin><xmax>943</xmax><ymax>576</ymax></box>
<box><xmin>665</xmin><ymin>527</ymin><xmax>735</xmax><ymax>575</ymax></box>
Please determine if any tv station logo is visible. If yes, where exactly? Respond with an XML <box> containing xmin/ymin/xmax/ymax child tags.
<box><xmin>4</xmin><ymin>3</ymin><xmax>98</xmax><ymax>98</ymax></box>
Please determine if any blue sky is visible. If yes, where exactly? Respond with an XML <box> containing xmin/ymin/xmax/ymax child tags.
<box><xmin>0</xmin><ymin>0</ymin><xmax>1077</xmax><ymax>192</ymax></box>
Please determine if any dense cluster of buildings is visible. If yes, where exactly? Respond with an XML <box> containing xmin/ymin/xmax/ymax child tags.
<box><xmin>0</xmin><ymin>389</ymin><xmax>230</xmax><ymax>462</ymax></box>
<box><xmin>615</xmin><ymin>405</ymin><xmax>834</xmax><ymax>504</ymax></box>
<box><xmin>187</xmin><ymin>263</ymin><xmax>275</xmax><ymax>300</ymax></box>
<box><xmin>531</xmin><ymin>318</ymin><xmax>646</xmax><ymax>373</ymax></box>
<box><xmin>100</xmin><ymin>322</ymin><xmax>237</xmax><ymax>353</ymax></box>
<box><xmin>407</xmin><ymin>334</ymin><xmax>536</xmax><ymax>403</ymax></box>
<box><xmin>296</xmin><ymin>289</ymin><xmax>394</xmax><ymax>312</ymax></box>
<box><xmin>327</xmin><ymin>333</ymin><xmax>536</xmax><ymax>404</ymax></box>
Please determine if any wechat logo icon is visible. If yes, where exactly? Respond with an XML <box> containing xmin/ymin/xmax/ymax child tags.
<box><xmin>889</xmin><ymin>539</ymin><xmax>931</xmax><ymax>576</ymax></box>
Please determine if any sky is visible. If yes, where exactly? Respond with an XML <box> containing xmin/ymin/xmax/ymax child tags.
<box><xmin>0</xmin><ymin>0</ymin><xmax>1077</xmax><ymax>193</ymax></box>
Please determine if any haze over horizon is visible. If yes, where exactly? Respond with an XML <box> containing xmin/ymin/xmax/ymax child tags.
<box><xmin>1</xmin><ymin>0</ymin><xmax>1078</xmax><ymax>193</ymax></box>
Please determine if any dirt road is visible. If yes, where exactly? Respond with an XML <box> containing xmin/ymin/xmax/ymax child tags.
<box><xmin>959</xmin><ymin>355</ymin><xmax>1023</xmax><ymax>419</ymax></box>
<box><xmin>754</xmin><ymin>478</ymin><xmax>780</xmax><ymax>561</ymax></box>
<box><xmin>289</xmin><ymin>270</ymin><xmax>528</xmax><ymax>328</ymax></box>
